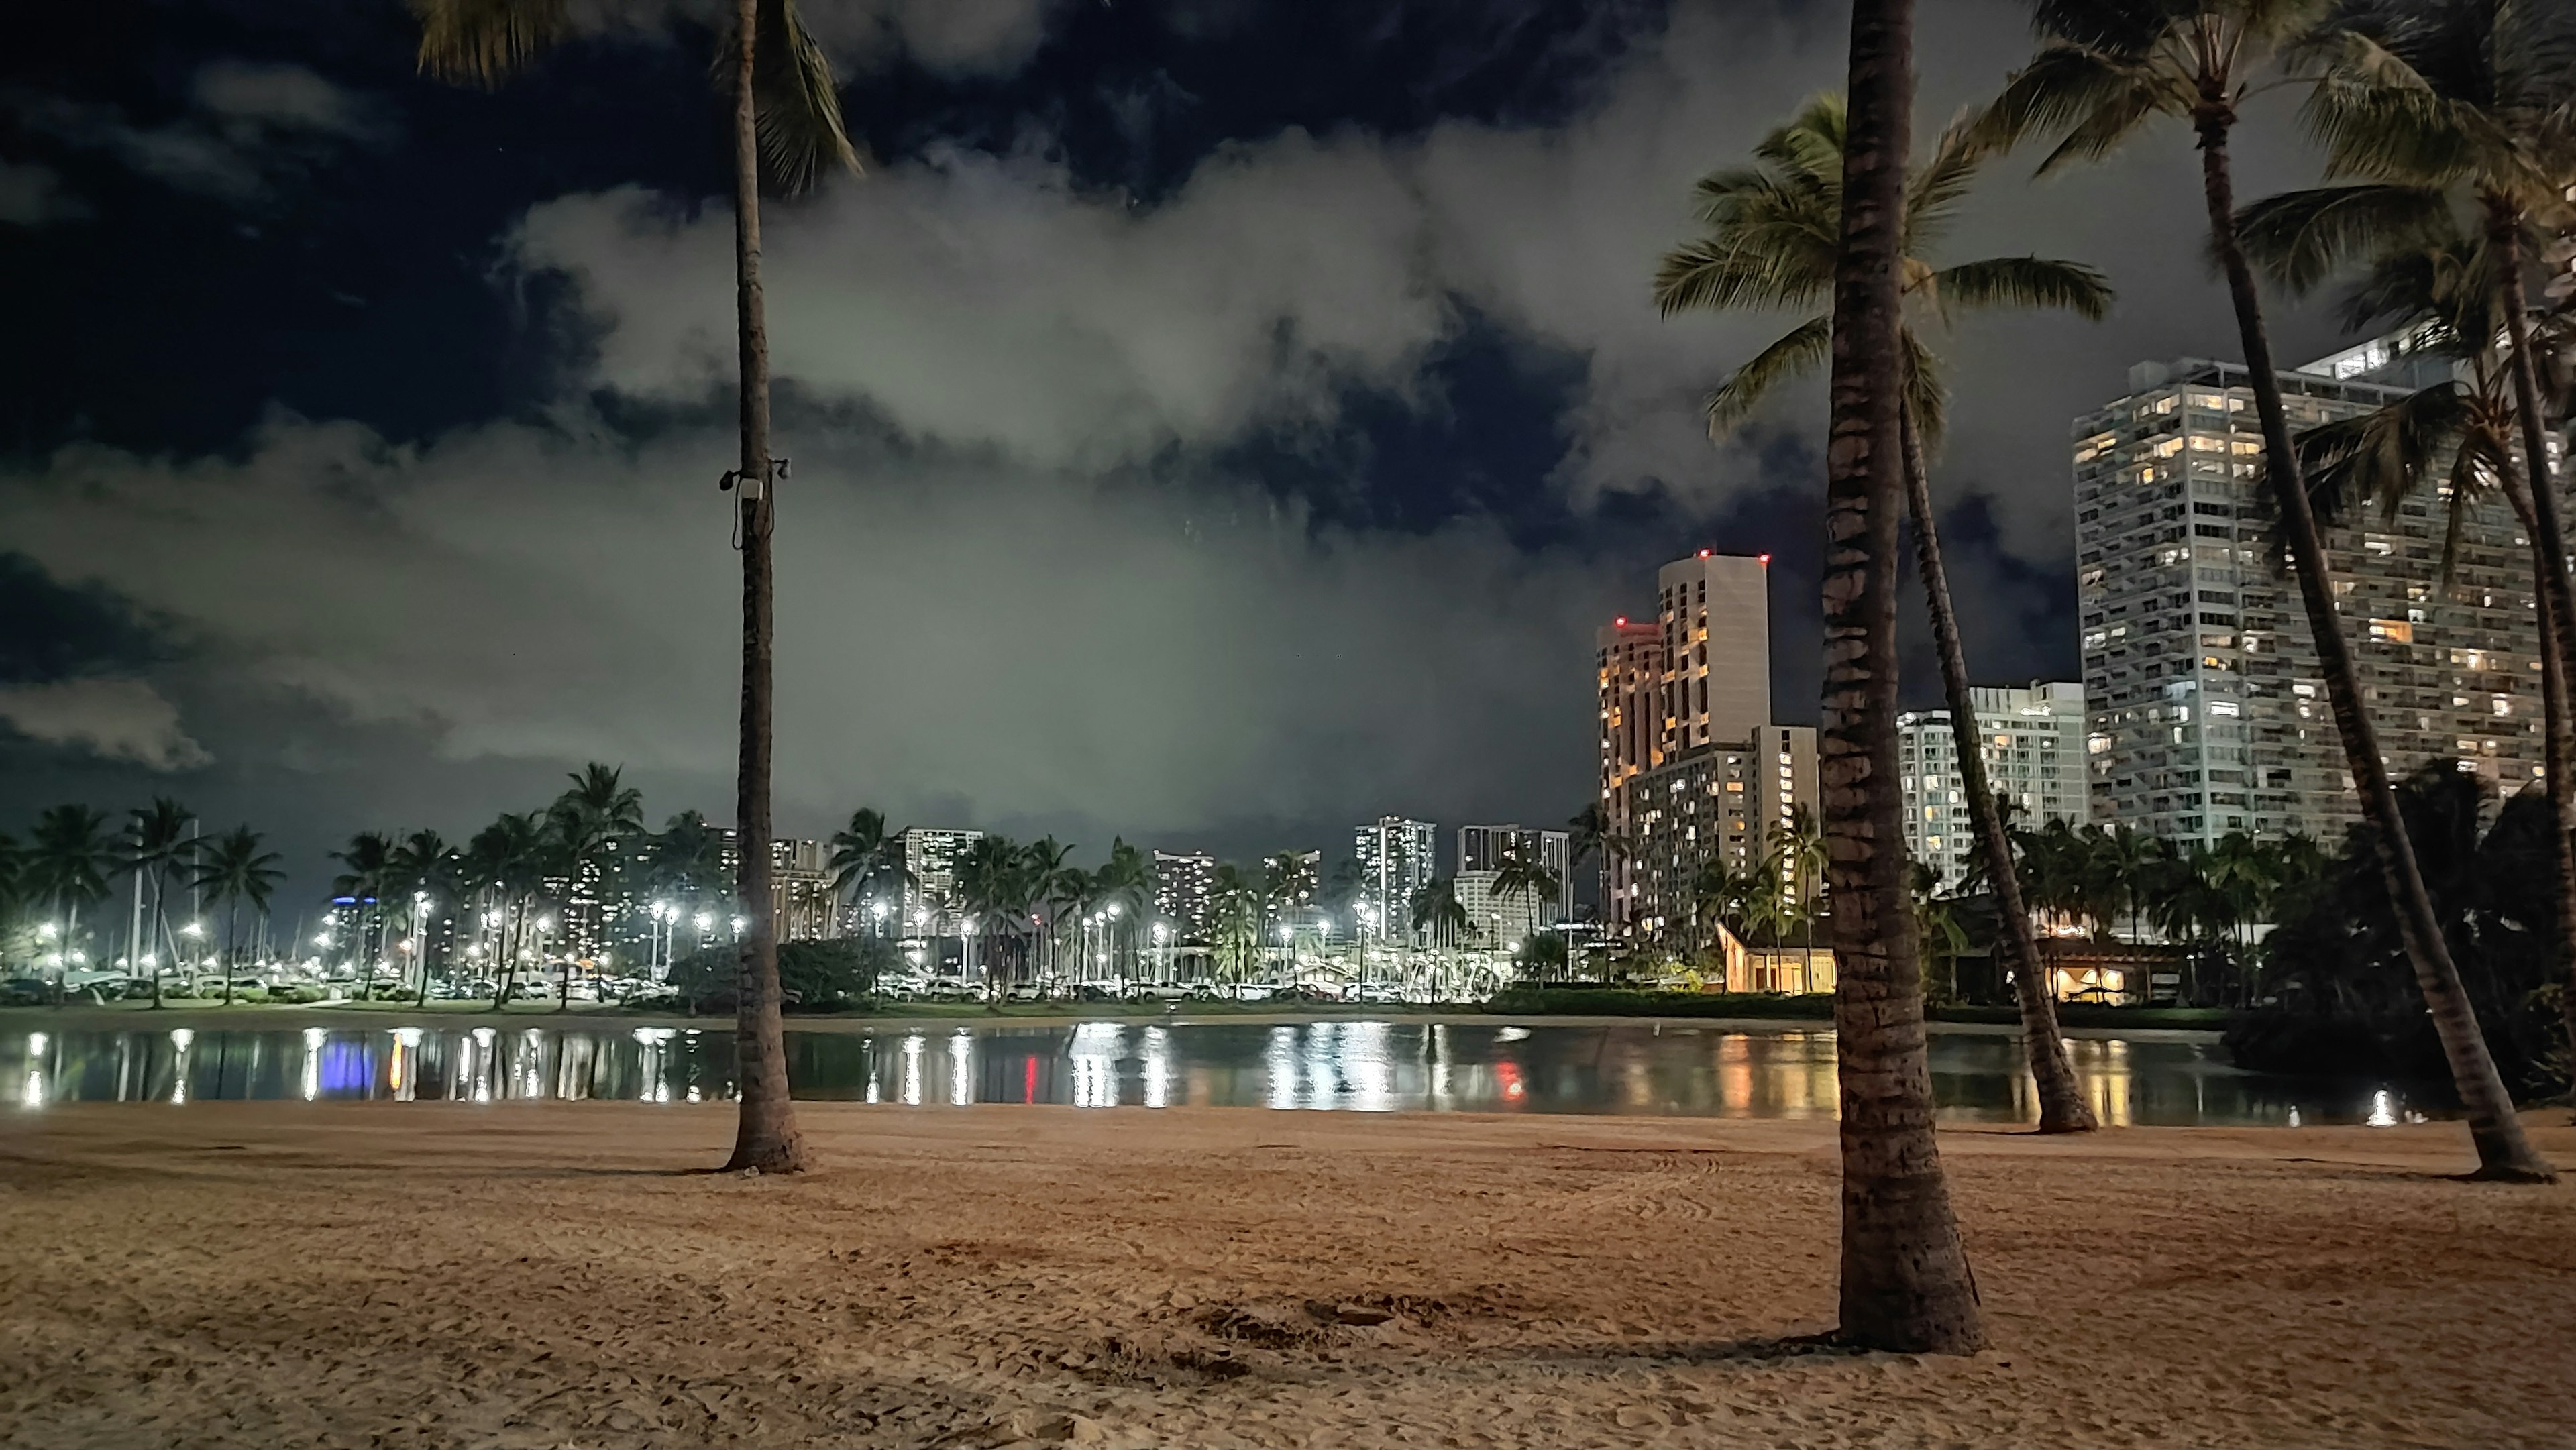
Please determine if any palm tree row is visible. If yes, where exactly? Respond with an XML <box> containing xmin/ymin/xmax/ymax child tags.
<box><xmin>0</xmin><ymin>801</ymin><xmax>281</xmax><ymax>1005</ymax></box>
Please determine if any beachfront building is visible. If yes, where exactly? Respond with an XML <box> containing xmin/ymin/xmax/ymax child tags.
<box><xmin>1898</xmin><ymin>682</ymin><xmax>2088</xmax><ymax>889</ymax></box>
<box><xmin>2076</xmin><ymin>343</ymin><xmax>2546</xmax><ymax>847</ymax></box>
<box><xmin>1619</xmin><ymin>724</ymin><xmax>1820</xmax><ymax>942</ymax></box>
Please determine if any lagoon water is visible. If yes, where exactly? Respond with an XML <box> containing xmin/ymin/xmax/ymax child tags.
<box><xmin>3</xmin><ymin>1019</ymin><xmax>2421</xmax><ymax>1127</ymax></box>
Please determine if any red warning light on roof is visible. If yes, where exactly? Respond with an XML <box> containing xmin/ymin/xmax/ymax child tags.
<box><xmin>1615</xmin><ymin>616</ymin><xmax>1627</xmax><ymax>627</ymax></box>
<box><xmin>1758</xmin><ymin>553</ymin><xmax>1772</xmax><ymax>565</ymax></box>
<box><xmin>1697</xmin><ymin>548</ymin><xmax>1711</xmax><ymax>559</ymax></box>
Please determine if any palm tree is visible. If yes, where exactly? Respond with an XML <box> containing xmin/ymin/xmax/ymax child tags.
<box><xmin>547</xmin><ymin>763</ymin><xmax>643</xmax><ymax>1007</ymax></box>
<box><xmin>1208</xmin><ymin>863</ymin><xmax>1263</xmax><ymax>982</ymax></box>
<box><xmin>0</xmin><ymin>832</ymin><xmax>28</xmax><ymax>969</ymax></box>
<box><xmin>416</xmin><ymin>0</ymin><xmax>858</xmax><ymax>1174</ymax></box>
<box><xmin>1656</xmin><ymin>92</ymin><xmax>2103</xmax><ymax>1133</ymax></box>
<box><xmin>191</xmin><ymin>827</ymin><xmax>283</xmax><ymax>1005</ymax></box>
<box><xmin>123</xmin><ymin>798</ymin><xmax>194</xmax><ymax>1008</ymax></box>
<box><xmin>29</xmin><ymin>805</ymin><xmax>115</xmax><ymax>973</ymax></box>
<box><xmin>462</xmin><ymin>812</ymin><xmax>548</xmax><ymax>1011</ymax></box>
<box><xmin>1978</xmin><ymin>0</ymin><xmax>2554</xmax><ymax>1181</ymax></box>
<box><xmin>953</xmin><ymin>834</ymin><xmax>1026</xmax><ymax>991</ymax></box>
<box><xmin>827</xmin><ymin>808</ymin><xmax>909</xmax><ymax>938</ymax></box>
<box><xmin>2243</xmin><ymin>219</ymin><xmax>2576</xmax><ymax>1036</ymax></box>
<box><xmin>330</xmin><ymin>831</ymin><xmax>396</xmax><ymax>985</ymax></box>
<box><xmin>1908</xmin><ymin>861</ymin><xmax>1970</xmax><ymax>1003</ymax></box>
<box><xmin>390</xmin><ymin>830</ymin><xmax>460</xmax><ymax>1007</ymax></box>
<box><xmin>1409</xmin><ymin>876</ymin><xmax>1469</xmax><ymax>952</ymax></box>
<box><xmin>1813</xmin><ymin>0</ymin><xmax>1983</xmax><ymax>1351</ymax></box>
<box><xmin>1093</xmin><ymin>839</ymin><xmax>1155</xmax><ymax>980</ymax></box>
<box><xmin>2237</xmin><ymin>0</ymin><xmax>2576</xmax><ymax>1058</ymax></box>
<box><xmin>1491</xmin><ymin>843</ymin><xmax>1564</xmax><ymax>977</ymax></box>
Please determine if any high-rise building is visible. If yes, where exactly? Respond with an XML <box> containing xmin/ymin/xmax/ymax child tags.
<box><xmin>1153</xmin><ymin>850</ymin><xmax>1216</xmax><ymax>940</ymax></box>
<box><xmin>1597</xmin><ymin>551</ymin><xmax>1783</xmax><ymax>936</ymax></box>
<box><xmin>1352</xmin><ymin>817</ymin><xmax>1436</xmax><ymax>941</ymax></box>
<box><xmin>712</xmin><ymin>831</ymin><xmax>841</xmax><ymax>942</ymax></box>
<box><xmin>894</xmin><ymin>828</ymin><xmax>982</xmax><ymax>938</ymax></box>
<box><xmin>1457</xmin><ymin>824</ymin><xmax>1572</xmax><ymax>917</ymax></box>
<box><xmin>2076</xmin><ymin>346</ymin><xmax>2544</xmax><ymax>846</ymax></box>
<box><xmin>1454</xmin><ymin>870</ymin><xmax>1547</xmax><ymax>950</ymax></box>
<box><xmin>1898</xmin><ymin>683</ymin><xmax>2088</xmax><ymax>889</ymax></box>
<box><xmin>1621</xmin><ymin>724</ymin><xmax>1819</xmax><ymax>939</ymax></box>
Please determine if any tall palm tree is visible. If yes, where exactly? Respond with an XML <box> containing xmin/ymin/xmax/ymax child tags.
<box><xmin>390</xmin><ymin>830</ymin><xmax>460</xmax><ymax>1007</ymax></box>
<box><xmin>547</xmin><ymin>763</ymin><xmax>643</xmax><ymax>1007</ymax></box>
<box><xmin>2237</xmin><ymin>0</ymin><xmax>2576</xmax><ymax>1058</ymax></box>
<box><xmin>191</xmin><ymin>827</ymin><xmax>283</xmax><ymax>1006</ymax></box>
<box><xmin>1815</xmin><ymin>0</ymin><xmax>1984</xmax><ymax>1351</ymax></box>
<box><xmin>2244</xmin><ymin>221</ymin><xmax>2576</xmax><ymax>1037</ymax></box>
<box><xmin>416</xmin><ymin>0</ymin><xmax>858</xmax><ymax>1174</ymax></box>
<box><xmin>1977</xmin><ymin>0</ymin><xmax>2553</xmax><ymax>1181</ymax></box>
<box><xmin>1490</xmin><ymin>842</ymin><xmax>1564</xmax><ymax>973</ymax></box>
<box><xmin>1093</xmin><ymin>839</ymin><xmax>1156</xmax><ymax>979</ymax></box>
<box><xmin>648</xmin><ymin>810</ymin><xmax>728</xmax><ymax>916</ymax></box>
<box><xmin>953</xmin><ymin>834</ymin><xmax>1026</xmax><ymax>990</ymax></box>
<box><xmin>827</xmin><ymin>808</ymin><xmax>909</xmax><ymax>938</ymax></box>
<box><xmin>0</xmin><ymin>832</ymin><xmax>27</xmax><ymax>970</ymax></box>
<box><xmin>1208</xmin><ymin>863</ymin><xmax>1263</xmax><ymax>982</ymax></box>
<box><xmin>29</xmin><ymin>805</ymin><xmax>115</xmax><ymax>970</ymax></box>
<box><xmin>330</xmin><ymin>831</ymin><xmax>397</xmax><ymax>983</ymax></box>
<box><xmin>463</xmin><ymin>812</ymin><xmax>548</xmax><ymax>1011</ymax></box>
<box><xmin>1657</xmin><ymin>92</ymin><xmax>2104</xmax><ymax>1133</ymax></box>
<box><xmin>123</xmin><ymin>798</ymin><xmax>194</xmax><ymax>1008</ymax></box>
<box><xmin>1409</xmin><ymin>876</ymin><xmax>1469</xmax><ymax>952</ymax></box>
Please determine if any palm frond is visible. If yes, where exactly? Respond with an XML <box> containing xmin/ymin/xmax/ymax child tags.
<box><xmin>1903</xmin><ymin>111</ymin><xmax>1986</xmax><ymax>253</ymax></box>
<box><xmin>1965</xmin><ymin>45</ymin><xmax>2171</xmax><ymax>166</ymax></box>
<box><xmin>2032</xmin><ymin>69</ymin><xmax>2180</xmax><ymax>176</ymax></box>
<box><xmin>412</xmin><ymin>0</ymin><xmax>570</xmax><ymax>87</ymax></box>
<box><xmin>1654</xmin><ymin>236</ymin><xmax>1831</xmax><ymax>316</ymax></box>
<box><xmin>2232</xmin><ymin>184</ymin><xmax>2455</xmax><ymax>294</ymax></box>
<box><xmin>1923</xmin><ymin>254</ymin><xmax>2114</xmax><ymax>323</ymax></box>
<box><xmin>2291</xmin><ymin>382</ymin><xmax>2474</xmax><ymax>536</ymax></box>
<box><xmin>717</xmin><ymin>0</ymin><xmax>862</xmax><ymax>195</ymax></box>
<box><xmin>1703</xmin><ymin>315</ymin><xmax>1831</xmax><ymax>437</ymax></box>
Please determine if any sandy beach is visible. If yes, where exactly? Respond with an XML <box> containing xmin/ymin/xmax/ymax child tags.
<box><xmin>4</xmin><ymin>1104</ymin><xmax>2572</xmax><ymax>1449</ymax></box>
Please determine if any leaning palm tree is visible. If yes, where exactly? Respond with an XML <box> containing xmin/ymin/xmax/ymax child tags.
<box><xmin>1808</xmin><ymin>0</ymin><xmax>1984</xmax><ymax>1351</ymax></box>
<box><xmin>191</xmin><ymin>827</ymin><xmax>284</xmax><ymax>1006</ymax></box>
<box><xmin>2246</xmin><ymin>222</ymin><xmax>2576</xmax><ymax>1045</ymax></box>
<box><xmin>1657</xmin><ymin>92</ymin><xmax>2102</xmax><ymax>1134</ymax></box>
<box><xmin>415</xmin><ymin>0</ymin><xmax>859</xmax><ymax>1174</ymax></box>
<box><xmin>1976</xmin><ymin>0</ymin><xmax>2551</xmax><ymax>1180</ymax></box>
<box><xmin>2237</xmin><ymin>0</ymin><xmax>2576</xmax><ymax>1059</ymax></box>
<box><xmin>123</xmin><ymin>798</ymin><xmax>195</xmax><ymax>1008</ymax></box>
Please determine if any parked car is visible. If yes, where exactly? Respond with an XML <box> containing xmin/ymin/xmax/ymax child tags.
<box><xmin>0</xmin><ymin>977</ymin><xmax>55</xmax><ymax>1006</ymax></box>
<box><xmin>920</xmin><ymin>976</ymin><xmax>975</xmax><ymax>1001</ymax></box>
<box><xmin>1003</xmin><ymin>983</ymin><xmax>1049</xmax><ymax>1003</ymax></box>
<box><xmin>1126</xmin><ymin>982</ymin><xmax>1191</xmax><ymax>1001</ymax></box>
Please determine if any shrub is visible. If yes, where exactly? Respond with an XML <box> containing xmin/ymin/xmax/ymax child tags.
<box><xmin>667</xmin><ymin>937</ymin><xmax>896</xmax><ymax>1011</ymax></box>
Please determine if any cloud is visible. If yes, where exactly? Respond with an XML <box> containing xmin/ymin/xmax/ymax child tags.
<box><xmin>580</xmin><ymin>0</ymin><xmax>1062</xmax><ymax>76</ymax></box>
<box><xmin>0</xmin><ymin>413</ymin><xmax>1614</xmax><ymax>837</ymax></box>
<box><xmin>0</xmin><ymin>678</ymin><xmax>210</xmax><ymax>771</ymax></box>
<box><xmin>6</xmin><ymin>60</ymin><xmax>390</xmax><ymax>205</ymax></box>
<box><xmin>0</xmin><ymin>160</ymin><xmax>89</xmax><ymax>225</ymax></box>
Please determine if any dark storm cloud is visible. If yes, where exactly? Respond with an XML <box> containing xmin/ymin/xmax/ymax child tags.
<box><xmin>5</xmin><ymin>59</ymin><xmax>390</xmax><ymax>205</ymax></box>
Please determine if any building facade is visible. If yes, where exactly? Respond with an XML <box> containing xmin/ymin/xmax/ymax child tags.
<box><xmin>1454</xmin><ymin>869</ymin><xmax>1546</xmax><ymax>950</ymax></box>
<box><xmin>1457</xmin><ymin>824</ymin><xmax>1572</xmax><ymax>917</ymax></box>
<box><xmin>1620</xmin><ymin>724</ymin><xmax>1819</xmax><ymax>941</ymax></box>
<box><xmin>1898</xmin><ymin>682</ymin><xmax>2088</xmax><ymax>889</ymax></box>
<box><xmin>1152</xmin><ymin>850</ymin><xmax>1216</xmax><ymax>940</ymax></box>
<box><xmin>1352</xmin><ymin>817</ymin><xmax>1436</xmax><ymax>941</ymax></box>
<box><xmin>712</xmin><ymin>831</ymin><xmax>841</xmax><ymax>942</ymax></box>
<box><xmin>2076</xmin><ymin>350</ymin><xmax>2544</xmax><ymax>846</ymax></box>
<box><xmin>894</xmin><ymin>828</ymin><xmax>983</xmax><ymax>938</ymax></box>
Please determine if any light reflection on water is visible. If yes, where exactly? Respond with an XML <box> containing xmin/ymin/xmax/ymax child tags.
<box><xmin>0</xmin><ymin>1021</ymin><xmax>2425</xmax><ymax>1126</ymax></box>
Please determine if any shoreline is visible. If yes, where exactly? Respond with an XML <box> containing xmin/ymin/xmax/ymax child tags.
<box><xmin>0</xmin><ymin>999</ymin><xmax>2222</xmax><ymax>1042</ymax></box>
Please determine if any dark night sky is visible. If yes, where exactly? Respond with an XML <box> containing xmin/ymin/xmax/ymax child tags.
<box><xmin>0</xmin><ymin>0</ymin><xmax>2365</xmax><ymax>893</ymax></box>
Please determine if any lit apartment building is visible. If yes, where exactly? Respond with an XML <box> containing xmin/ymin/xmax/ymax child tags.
<box><xmin>712</xmin><ymin>831</ymin><xmax>841</xmax><ymax>942</ymax></box>
<box><xmin>1597</xmin><ymin>551</ymin><xmax>1786</xmax><ymax>936</ymax></box>
<box><xmin>1454</xmin><ymin>869</ymin><xmax>1546</xmax><ymax>950</ymax></box>
<box><xmin>1152</xmin><ymin>850</ymin><xmax>1216</xmax><ymax>940</ymax></box>
<box><xmin>1898</xmin><ymin>683</ymin><xmax>2088</xmax><ymax>889</ymax></box>
<box><xmin>894</xmin><ymin>827</ymin><xmax>982</xmax><ymax>937</ymax></box>
<box><xmin>2076</xmin><ymin>345</ymin><xmax>2544</xmax><ymax>847</ymax></box>
<box><xmin>1622</xmin><ymin>724</ymin><xmax>1820</xmax><ymax>939</ymax></box>
<box><xmin>1458</xmin><ymin>824</ymin><xmax>1572</xmax><ymax>918</ymax></box>
<box><xmin>1352</xmin><ymin>817</ymin><xmax>1436</xmax><ymax>941</ymax></box>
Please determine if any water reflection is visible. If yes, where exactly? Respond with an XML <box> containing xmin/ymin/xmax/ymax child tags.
<box><xmin>0</xmin><ymin>1021</ymin><xmax>2428</xmax><ymax>1126</ymax></box>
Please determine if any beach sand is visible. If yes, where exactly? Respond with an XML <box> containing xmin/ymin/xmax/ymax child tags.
<box><xmin>3</xmin><ymin>1103</ymin><xmax>2571</xmax><ymax>1449</ymax></box>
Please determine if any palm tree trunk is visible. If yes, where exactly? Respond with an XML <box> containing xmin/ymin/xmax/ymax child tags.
<box><xmin>724</xmin><ymin>0</ymin><xmax>806</xmax><ymax>1174</ymax></box>
<box><xmin>1821</xmin><ymin>0</ymin><xmax>1982</xmax><ymax>1353</ymax></box>
<box><xmin>2198</xmin><ymin>113</ymin><xmax>2552</xmax><ymax>1180</ymax></box>
<box><xmin>2496</xmin><ymin>457</ymin><xmax>2576</xmax><ymax>1077</ymax></box>
<box><xmin>1900</xmin><ymin>407</ymin><xmax>2095</xmax><ymax>1132</ymax></box>
<box><xmin>2491</xmin><ymin>218</ymin><xmax>2576</xmax><ymax>1064</ymax></box>
<box><xmin>147</xmin><ymin>871</ymin><xmax>164</xmax><ymax>1009</ymax></box>
<box><xmin>222</xmin><ymin>899</ymin><xmax>239</xmax><ymax>1006</ymax></box>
